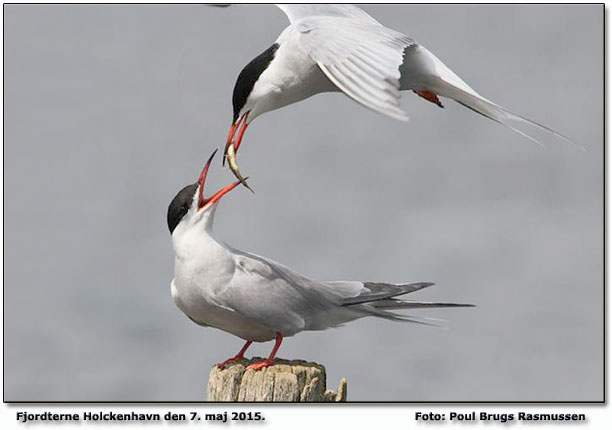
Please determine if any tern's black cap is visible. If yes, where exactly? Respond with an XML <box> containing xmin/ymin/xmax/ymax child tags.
<box><xmin>167</xmin><ymin>183</ymin><xmax>198</xmax><ymax>234</ymax></box>
<box><xmin>232</xmin><ymin>43</ymin><xmax>279</xmax><ymax>122</ymax></box>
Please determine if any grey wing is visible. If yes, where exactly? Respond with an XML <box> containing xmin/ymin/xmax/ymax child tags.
<box><xmin>211</xmin><ymin>249</ymin><xmax>462</xmax><ymax>334</ymax></box>
<box><xmin>337</xmin><ymin>281</ymin><xmax>473</xmax><ymax>309</ymax></box>
<box><xmin>332</xmin><ymin>281</ymin><xmax>473</xmax><ymax>327</ymax></box>
<box><xmin>212</xmin><ymin>250</ymin><xmax>367</xmax><ymax>335</ymax></box>
<box><xmin>209</xmin><ymin>250</ymin><xmax>358</xmax><ymax>336</ymax></box>
<box><xmin>291</xmin><ymin>16</ymin><xmax>414</xmax><ymax>121</ymax></box>
<box><xmin>338</xmin><ymin>281</ymin><xmax>433</xmax><ymax>306</ymax></box>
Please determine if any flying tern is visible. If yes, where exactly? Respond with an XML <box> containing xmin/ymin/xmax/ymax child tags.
<box><xmin>221</xmin><ymin>4</ymin><xmax>575</xmax><ymax>188</ymax></box>
<box><xmin>168</xmin><ymin>150</ymin><xmax>473</xmax><ymax>370</ymax></box>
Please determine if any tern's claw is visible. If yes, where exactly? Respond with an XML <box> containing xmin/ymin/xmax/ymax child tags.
<box><xmin>216</xmin><ymin>357</ymin><xmax>248</xmax><ymax>370</ymax></box>
<box><xmin>245</xmin><ymin>359</ymin><xmax>275</xmax><ymax>371</ymax></box>
<box><xmin>226</xmin><ymin>143</ymin><xmax>254</xmax><ymax>193</ymax></box>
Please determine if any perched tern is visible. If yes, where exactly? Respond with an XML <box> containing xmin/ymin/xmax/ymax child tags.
<box><xmin>222</xmin><ymin>4</ymin><xmax>575</xmax><ymax>187</ymax></box>
<box><xmin>168</xmin><ymin>150</ymin><xmax>473</xmax><ymax>370</ymax></box>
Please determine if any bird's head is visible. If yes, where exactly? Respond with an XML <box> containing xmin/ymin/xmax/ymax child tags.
<box><xmin>167</xmin><ymin>150</ymin><xmax>243</xmax><ymax>236</ymax></box>
<box><xmin>226</xmin><ymin>43</ymin><xmax>280</xmax><ymax>157</ymax></box>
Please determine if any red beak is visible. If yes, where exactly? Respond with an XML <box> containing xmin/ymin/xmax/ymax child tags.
<box><xmin>202</xmin><ymin>180</ymin><xmax>243</xmax><ymax>210</ymax></box>
<box><xmin>224</xmin><ymin>112</ymin><xmax>249</xmax><ymax>165</ymax></box>
<box><xmin>197</xmin><ymin>149</ymin><xmax>244</xmax><ymax>210</ymax></box>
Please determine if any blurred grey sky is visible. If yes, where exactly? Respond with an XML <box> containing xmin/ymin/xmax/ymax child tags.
<box><xmin>4</xmin><ymin>4</ymin><xmax>603</xmax><ymax>401</ymax></box>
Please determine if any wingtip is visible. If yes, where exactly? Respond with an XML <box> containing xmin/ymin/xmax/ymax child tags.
<box><xmin>392</xmin><ymin>110</ymin><xmax>411</xmax><ymax>122</ymax></box>
<box><xmin>442</xmin><ymin>303</ymin><xmax>476</xmax><ymax>307</ymax></box>
<box><xmin>410</xmin><ymin>282</ymin><xmax>435</xmax><ymax>290</ymax></box>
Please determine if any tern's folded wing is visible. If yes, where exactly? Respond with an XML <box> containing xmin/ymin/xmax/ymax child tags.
<box><xmin>211</xmin><ymin>248</ymin><xmax>454</xmax><ymax>334</ymax></box>
<box><xmin>212</xmin><ymin>249</ymin><xmax>365</xmax><ymax>334</ymax></box>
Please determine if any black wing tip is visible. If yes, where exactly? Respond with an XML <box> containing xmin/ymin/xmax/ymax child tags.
<box><xmin>342</xmin><ymin>281</ymin><xmax>436</xmax><ymax>306</ymax></box>
<box><xmin>429</xmin><ymin>303</ymin><xmax>475</xmax><ymax>307</ymax></box>
<box><xmin>363</xmin><ymin>281</ymin><xmax>435</xmax><ymax>288</ymax></box>
<box><xmin>407</xmin><ymin>282</ymin><xmax>435</xmax><ymax>290</ymax></box>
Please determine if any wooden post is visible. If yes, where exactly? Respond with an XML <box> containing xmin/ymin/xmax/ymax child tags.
<box><xmin>207</xmin><ymin>358</ymin><xmax>347</xmax><ymax>402</ymax></box>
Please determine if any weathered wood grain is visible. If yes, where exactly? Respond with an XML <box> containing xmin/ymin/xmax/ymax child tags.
<box><xmin>207</xmin><ymin>358</ymin><xmax>347</xmax><ymax>402</ymax></box>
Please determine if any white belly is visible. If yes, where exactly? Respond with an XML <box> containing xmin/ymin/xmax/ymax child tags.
<box><xmin>171</xmin><ymin>275</ymin><xmax>276</xmax><ymax>343</ymax></box>
<box><xmin>170</xmin><ymin>214</ymin><xmax>278</xmax><ymax>342</ymax></box>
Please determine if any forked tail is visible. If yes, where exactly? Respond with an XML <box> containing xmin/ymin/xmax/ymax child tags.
<box><xmin>433</xmin><ymin>80</ymin><xmax>581</xmax><ymax>149</ymax></box>
<box><xmin>342</xmin><ymin>281</ymin><xmax>474</xmax><ymax>326</ymax></box>
<box><xmin>406</xmin><ymin>45</ymin><xmax>582</xmax><ymax>149</ymax></box>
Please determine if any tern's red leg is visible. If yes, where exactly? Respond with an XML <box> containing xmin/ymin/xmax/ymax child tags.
<box><xmin>216</xmin><ymin>340</ymin><xmax>253</xmax><ymax>369</ymax></box>
<box><xmin>413</xmin><ymin>89</ymin><xmax>444</xmax><ymax>108</ymax></box>
<box><xmin>246</xmin><ymin>332</ymin><xmax>283</xmax><ymax>371</ymax></box>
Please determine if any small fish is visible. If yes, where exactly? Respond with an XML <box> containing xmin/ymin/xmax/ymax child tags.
<box><xmin>226</xmin><ymin>143</ymin><xmax>254</xmax><ymax>193</ymax></box>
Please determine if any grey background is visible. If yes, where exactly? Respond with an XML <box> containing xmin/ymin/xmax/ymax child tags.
<box><xmin>4</xmin><ymin>4</ymin><xmax>603</xmax><ymax>401</ymax></box>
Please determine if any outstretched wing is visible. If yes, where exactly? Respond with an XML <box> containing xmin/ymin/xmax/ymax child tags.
<box><xmin>276</xmin><ymin>5</ymin><xmax>414</xmax><ymax>121</ymax></box>
<box><xmin>211</xmin><ymin>5</ymin><xmax>412</xmax><ymax>120</ymax></box>
<box><xmin>294</xmin><ymin>17</ymin><xmax>413</xmax><ymax>121</ymax></box>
